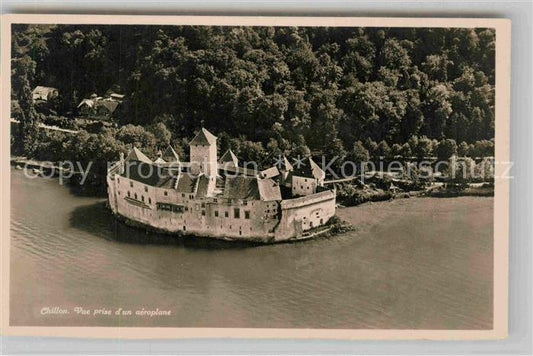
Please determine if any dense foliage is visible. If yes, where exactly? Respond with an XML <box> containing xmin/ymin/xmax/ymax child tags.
<box><xmin>12</xmin><ymin>24</ymin><xmax>495</xmax><ymax>164</ymax></box>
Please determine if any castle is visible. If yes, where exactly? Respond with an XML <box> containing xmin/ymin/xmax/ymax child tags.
<box><xmin>106</xmin><ymin>128</ymin><xmax>336</xmax><ymax>242</ymax></box>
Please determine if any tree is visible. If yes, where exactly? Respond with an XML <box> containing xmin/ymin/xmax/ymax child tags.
<box><xmin>147</xmin><ymin>122</ymin><xmax>172</xmax><ymax>149</ymax></box>
<box><xmin>422</xmin><ymin>84</ymin><xmax>453</xmax><ymax>138</ymax></box>
<box><xmin>11</xmin><ymin>55</ymin><xmax>38</xmax><ymax>155</ymax></box>
<box><xmin>376</xmin><ymin>140</ymin><xmax>391</xmax><ymax>158</ymax></box>
<box><xmin>435</xmin><ymin>138</ymin><xmax>458</xmax><ymax>161</ymax></box>
<box><xmin>116</xmin><ymin>124</ymin><xmax>157</xmax><ymax>156</ymax></box>
<box><xmin>447</xmin><ymin>156</ymin><xmax>476</xmax><ymax>188</ymax></box>
<box><xmin>391</xmin><ymin>143</ymin><xmax>402</xmax><ymax>157</ymax></box>
<box><xmin>238</xmin><ymin>140</ymin><xmax>267</xmax><ymax>168</ymax></box>
<box><xmin>323</xmin><ymin>137</ymin><xmax>347</xmax><ymax>171</ymax></box>
<box><xmin>472</xmin><ymin>139</ymin><xmax>495</xmax><ymax>158</ymax></box>
<box><xmin>403</xmin><ymin>162</ymin><xmax>422</xmax><ymax>187</ymax></box>
<box><xmin>400</xmin><ymin>143</ymin><xmax>412</xmax><ymax>158</ymax></box>
<box><xmin>349</xmin><ymin>140</ymin><xmax>370</xmax><ymax>163</ymax></box>
<box><xmin>457</xmin><ymin>141</ymin><xmax>469</xmax><ymax>157</ymax></box>
<box><xmin>475</xmin><ymin>158</ymin><xmax>495</xmax><ymax>183</ymax></box>
<box><xmin>416</xmin><ymin>136</ymin><xmax>433</xmax><ymax>159</ymax></box>
<box><xmin>408</xmin><ymin>135</ymin><xmax>419</xmax><ymax>155</ymax></box>
<box><xmin>380</xmin><ymin>38</ymin><xmax>411</xmax><ymax>70</ymax></box>
<box><xmin>363</xmin><ymin>138</ymin><xmax>378</xmax><ymax>159</ymax></box>
<box><xmin>342</xmin><ymin>30</ymin><xmax>376</xmax><ymax>81</ymax></box>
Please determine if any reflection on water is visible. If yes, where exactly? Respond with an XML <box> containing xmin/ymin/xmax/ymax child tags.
<box><xmin>10</xmin><ymin>169</ymin><xmax>493</xmax><ymax>329</ymax></box>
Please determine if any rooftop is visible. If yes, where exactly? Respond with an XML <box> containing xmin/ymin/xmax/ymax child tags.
<box><xmin>190</xmin><ymin>128</ymin><xmax>217</xmax><ymax>146</ymax></box>
<box><xmin>219</xmin><ymin>149</ymin><xmax>238</xmax><ymax>167</ymax></box>
<box><xmin>223</xmin><ymin>176</ymin><xmax>260</xmax><ymax>200</ymax></box>
<box><xmin>292</xmin><ymin>157</ymin><xmax>325</xmax><ymax>180</ymax></box>
<box><xmin>162</xmin><ymin>146</ymin><xmax>180</xmax><ymax>162</ymax></box>
<box><xmin>125</xmin><ymin>147</ymin><xmax>152</xmax><ymax>164</ymax></box>
<box><xmin>121</xmin><ymin>160</ymin><xmax>174</xmax><ymax>187</ymax></box>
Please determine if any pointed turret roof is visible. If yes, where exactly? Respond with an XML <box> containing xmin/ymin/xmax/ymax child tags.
<box><xmin>162</xmin><ymin>146</ymin><xmax>180</xmax><ymax>162</ymax></box>
<box><xmin>154</xmin><ymin>157</ymin><xmax>166</xmax><ymax>164</ymax></box>
<box><xmin>278</xmin><ymin>156</ymin><xmax>293</xmax><ymax>171</ymax></box>
<box><xmin>190</xmin><ymin>128</ymin><xmax>217</xmax><ymax>146</ymax></box>
<box><xmin>125</xmin><ymin>147</ymin><xmax>152</xmax><ymax>164</ymax></box>
<box><xmin>293</xmin><ymin>157</ymin><xmax>324</xmax><ymax>180</ymax></box>
<box><xmin>309</xmin><ymin>157</ymin><xmax>325</xmax><ymax>180</ymax></box>
<box><xmin>219</xmin><ymin>149</ymin><xmax>238</xmax><ymax>167</ymax></box>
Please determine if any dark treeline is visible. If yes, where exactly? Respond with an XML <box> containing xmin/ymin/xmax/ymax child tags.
<box><xmin>12</xmin><ymin>24</ymin><xmax>495</xmax><ymax>165</ymax></box>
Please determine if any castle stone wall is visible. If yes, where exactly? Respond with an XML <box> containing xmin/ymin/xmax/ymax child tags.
<box><xmin>274</xmin><ymin>190</ymin><xmax>336</xmax><ymax>241</ymax></box>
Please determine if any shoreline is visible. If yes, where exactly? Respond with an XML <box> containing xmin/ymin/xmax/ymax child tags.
<box><xmin>336</xmin><ymin>183</ymin><xmax>494</xmax><ymax>208</ymax></box>
<box><xmin>10</xmin><ymin>157</ymin><xmax>492</xmax><ymax>244</ymax></box>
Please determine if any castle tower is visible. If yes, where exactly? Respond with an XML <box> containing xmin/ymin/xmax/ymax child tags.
<box><xmin>278</xmin><ymin>155</ymin><xmax>293</xmax><ymax>187</ymax></box>
<box><xmin>189</xmin><ymin>128</ymin><xmax>218</xmax><ymax>196</ymax></box>
<box><xmin>219</xmin><ymin>149</ymin><xmax>238</xmax><ymax>168</ymax></box>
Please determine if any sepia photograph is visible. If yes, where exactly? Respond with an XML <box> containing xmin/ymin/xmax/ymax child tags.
<box><xmin>2</xmin><ymin>15</ymin><xmax>510</xmax><ymax>339</ymax></box>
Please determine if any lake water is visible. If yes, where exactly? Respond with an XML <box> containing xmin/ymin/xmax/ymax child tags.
<box><xmin>10</xmin><ymin>169</ymin><xmax>493</xmax><ymax>329</ymax></box>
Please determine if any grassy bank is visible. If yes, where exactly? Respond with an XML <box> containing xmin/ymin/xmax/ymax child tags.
<box><xmin>424</xmin><ymin>184</ymin><xmax>494</xmax><ymax>198</ymax></box>
<box><xmin>335</xmin><ymin>179</ymin><xmax>494</xmax><ymax>207</ymax></box>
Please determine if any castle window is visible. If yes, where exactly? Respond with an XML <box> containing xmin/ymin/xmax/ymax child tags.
<box><xmin>134</xmin><ymin>193</ymin><xmax>137</xmax><ymax>200</ymax></box>
<box><xmin>141</xmin><ymin>196</ymin><xmax>144</xmax><ymax>202</ymax></box>
<box><xmin>149</xmin><ymin>198</ymin><xmax>151</xmax><ymax>204</ymax></box>
<box><xmin>201</xmin><ymin>202</ymin><xmax>205</xmax><ymax>208</ymax></box>
<box><xmin>182</xmin><ymin>193</ymin><xmax>185</xmax><ymax>198</ymax></box>
<box><xmin>127</xmin><ymin>191</ymin><xmax>130</xmax><ymax>197</ymax></box>
<box><xmin>225</xmin><ymin>211</ymin><xmax>229</xmax><ymax>218</ymax></box>
<box><xmin>243</xmin><ymin>200</ymin><xmax>248</xmax><ymax>206</ymax></box>
<box><xmin>213</xmin><ymin>198</ymin><xmax>218</xmax><ymax>203</ymax></box>
<box><xmin>118</xmin><ymin>191</ymin><xmax>121</xmax><ymax>195</ymax></box>
<box><xmin>183</xmin><ymin>226</ymin><xmax>186</xmax><ymax>231</ymax></box>
<box><xmin>234</xmin><ymin>208</ymin><xmax>240</xmax><ymax>219</ymax></box>
<box><xmin>190</xmin><ymin>195</ymin><xmax>194</xmax><ymax>199</ymax></box>
<box><xmin>164</xmin><ymin>191</ymin><xmax>168</xmax><ymax>196</ymax></box>
<box><xmin>215</xmin><ymin>210</ymin><xmax>219</xmax><ymax>217</ymax></box>
<box><xmin>245</xmin><ymin>211</ymin><xmax>250</xmax><ymax>219</ymax></box>
<box><xmin>202</xmin><ymin>210</ymin><xmax>205</xmax><ymax>216</ymax></box>
<box><xmin>130</xmin><ymin>181</ymin><xmax>133</xmax><ymax>188</ymax></box>
<box><xmin>144</xmin><ymin>186</ymin><xmax>148</xmax><ymax>193</ymax></box>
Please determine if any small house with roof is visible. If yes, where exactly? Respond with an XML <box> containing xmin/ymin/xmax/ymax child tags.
<box><xmin>77</xmin><ymin>91</ymin><xmax>124</xmax><ymax>118</ymax></box>
<box><xmin>32</xmin><ymin>86</ymin><xmax>58</xmax><ymax>102</ymax></box>
<box><xmin>290</xmin><ymin>157</ymin><xmax>326</xmax><ymax>196</ymax></box>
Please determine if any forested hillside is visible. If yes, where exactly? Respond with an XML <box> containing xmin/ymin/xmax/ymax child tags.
<box><xmin>12</xmin><ymin>24</ymin><xmax>495</xmax><ymax>165</ymax></box>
